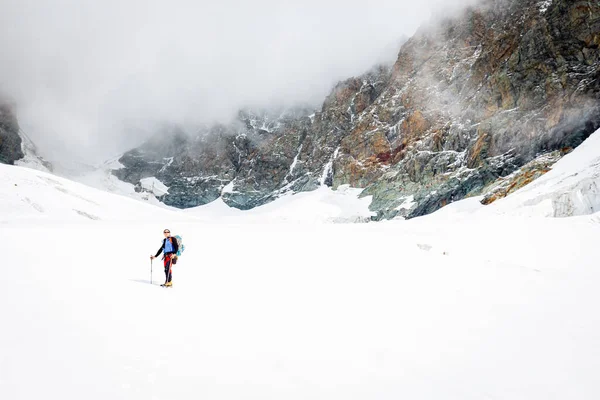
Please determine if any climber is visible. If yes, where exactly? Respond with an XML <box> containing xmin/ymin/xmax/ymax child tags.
<box><xmin>150</xmin><ymin>229</ymin><xmax>179</xmax><ymax>287</ymax></box>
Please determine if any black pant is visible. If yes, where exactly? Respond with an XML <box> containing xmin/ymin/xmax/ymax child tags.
<box><xmin>164</xmin><ymin>256</ymin><xmax>174</xmax><ymax>283</ymax></box>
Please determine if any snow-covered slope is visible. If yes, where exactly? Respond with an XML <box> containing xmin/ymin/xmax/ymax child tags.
<box><xmin>485</xmin><ymin>129</ymin><xmax>600</xmax><ymax>218</ymax></box>
<box><xmin>0</xmin><ymin>163</ymin><xmax>185</xmax><ymax>224</ymax></box>
<box><xmin>186</xmin><ymin>184</ymin><xmax>375</xmax><ymax>223</ymax></box>
<box><xmin>52</xmin><ymin>158</ymin><xmax>172</xmax><ymax>208</ymax></box>
<box><xmin>14</xmin><ymin>129</ymin><xmax>53</xmax><ymax>173</ymax></box>
<box><xmin>1</xmin><ymin>131</ymin><xmax>600</xmax><ymax>399</ymax></box>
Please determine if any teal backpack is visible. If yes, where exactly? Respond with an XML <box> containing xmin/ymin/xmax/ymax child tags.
<box><xmin>174</xmin><ymin>235</ymin><xmax>185</xmax><ymax>256</ymax></box>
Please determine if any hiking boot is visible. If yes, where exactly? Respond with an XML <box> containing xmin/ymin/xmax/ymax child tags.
<box><xmin>164</xmin><ymin>281</ymin><xmax>173</xmax><ymax>287</ymax></box>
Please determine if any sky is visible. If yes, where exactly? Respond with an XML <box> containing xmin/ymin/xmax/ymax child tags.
<box><xmin>0</xmin><ymin>0</ymin><xmax>476</xmax><ymax>164</ymax></box>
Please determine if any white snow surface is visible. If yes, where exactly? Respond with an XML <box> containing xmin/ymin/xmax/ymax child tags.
<box><xmin>0</xmin><ymin>165</ymin><xmax>185</xmax><ymax>224</ymax></box>
<box><xmin>482</xmin><ymin>128</ymin><xmax>600</xmax><ymax>218</ymax></box>
<box><xmin>73</xmin><ymin>166</ymin><xmax>165</xmax><ymax>207</ymax></box>
<box><xmin>394</xmin><ymin>195</ymin><xmax>416</xmax><ymax>212</ymax></box>
<box><xmin>15</xmin><ymin>130</ymin><xmax>52</xmax><ymax>173</ymax></box>
<box><xmin>538</xmin><ymin>0</ymin><xmax>553</xmax><ymax>14</ymax></box>
<box><xmin>188</xmin><ymin>184</ymin><xmax>375</xmax><ymax>223</ymax></box>
<box><xmin>220</xmin><ymin>180</ymin><xmax>236</xmax><ymax>195</ymax></box>
<box><xmin>140</xmin><ymin>176</ymin><xmax>170</xmax><ymax>197</ymax></box>
<box><xmin>14</xmin><ymin>151</ymin><xmax>52</xmax><ymax>173</ymax></box>
<box><xmin>46</xmin><ymin>156</ymin><xmax>172</xmax><ymax>208</ymax></box>
<box><xmin>2</xmin><ymin>130</ymin><xmax>600</xmax><ymax>399</ymax></box>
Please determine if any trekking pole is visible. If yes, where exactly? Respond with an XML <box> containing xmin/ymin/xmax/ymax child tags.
<box><xmin>151</xmin><ymin>258</ymin><xmax>153</xmax><ymax>285</ymax></box>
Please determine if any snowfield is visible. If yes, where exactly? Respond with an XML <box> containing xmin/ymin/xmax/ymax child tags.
<box><xmin>1</xmin><ymin>131</ymin><xmax>600</xmax><ymax>399</ymax></box>
<box><xmin>185</xmin><ymin>184</ymin><xmax>376</xmax><ymax>223</ymax></box>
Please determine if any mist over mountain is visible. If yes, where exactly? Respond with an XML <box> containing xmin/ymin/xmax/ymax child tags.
<box><xmin>0</xmin><ymin>0</ymin><xmax>471</xmax><ymax>164</ymax></box>
<box><xmin>108</xmin><ymin>0</ymin><xmax>600</xmax><ymax>219</ymax></box>
<box><xmin>1</xmin><ymin>0</ymin><xmax>598</xmax><ymax>221</ymax></box>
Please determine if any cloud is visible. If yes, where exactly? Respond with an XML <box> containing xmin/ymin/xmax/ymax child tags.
<box><xmin>0</xmin><ymin>0</ymin><xmax>476</xmax><ymax>163</ymax></box>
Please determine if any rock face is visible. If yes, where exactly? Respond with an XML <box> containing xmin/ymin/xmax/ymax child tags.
<box><xmin>356</xmin><ymin>0</ymin><xmax>600</xmax><ymax>219</ymax></box>
<box><xmin>481</xmin><ymin>150</ymin><xmax>564</xmax><ymax>205</ymax></box>
<box><xmin>115</xmin><ymin>0</ymin><xmax>600</xmax><ymax>218</ymax></box>
<box><xmin>0</xmin><ymin>103</ymin><xmax>24</xmax><ymax>165</ymax></box>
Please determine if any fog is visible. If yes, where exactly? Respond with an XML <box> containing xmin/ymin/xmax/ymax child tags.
<box><xmin>0</xmin><ymin>0</ymin><xmax>476</xmax><ymax>163</ymax></box>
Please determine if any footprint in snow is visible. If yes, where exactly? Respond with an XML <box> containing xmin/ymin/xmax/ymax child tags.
<box><xmin>23</xmin><ymin>197</ymin><xmax>44</xmax><ymax>213</ymax></box>
<box><xmin>417</xmin><ymin>243</ymin><xmax>432</xmax><ymax>251</ymax></box>
<box><xmin>73</xmin><ymin>209</ymin><xmax>100</xmax><ymax>220</ymax></box>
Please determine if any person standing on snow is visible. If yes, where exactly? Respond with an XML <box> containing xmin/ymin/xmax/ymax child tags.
<box><xmin>151</xmin><ymin>229</ymin><xmax>179</xmax><ymax>287</ymax></box>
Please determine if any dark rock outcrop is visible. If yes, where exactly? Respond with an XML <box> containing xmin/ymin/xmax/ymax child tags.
<box><xmin>0</xmin><ymin>103</ymin><xmax>24</xmax><ymax>165</ymax></box>
<box><xmin>115</xmin><ymin>0</ymin><xmax>600</xmax><ymax>218</ymax></box>
<box><xmin>481</xmin><ymin>150</ymin><xmax>563</xmax><ymax>205</ymax></box>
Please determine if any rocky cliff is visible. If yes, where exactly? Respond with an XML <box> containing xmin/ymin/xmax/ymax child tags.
<box><xmin>115</xmin><ymin>0</ymin><xmax>600</xmax><ymax>219</ymax></box>
<box><xmin>0</xmin><ymin>101</ymin><xmax>53</xmax><ymax>172</ymax></box>
<box><xmin>0</xmin><ymin>103</ymin><xmax>24</xmax><ymax>165</ymax></box>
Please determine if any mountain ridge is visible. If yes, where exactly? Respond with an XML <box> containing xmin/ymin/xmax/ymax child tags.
<box><xmin>113</xmin><ymin>0</ymin><xmax>600</xmax><ymax>219</ymax></box>
<box><xmin>6</xmin><ymin>0</ymin><xmax>600</xmax><ymax>220</ymax></box>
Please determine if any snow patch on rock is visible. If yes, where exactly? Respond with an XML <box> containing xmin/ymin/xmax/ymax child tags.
<box><xmin>188</xmin><ymin>184</ymin><xmax>375</xmax><ymax>223</ymax></box>
<box><xmin>485</xmin><ymin>129</ymin><xmax>600</xmax><ymax>218</ymax></box>
<box><xmin>139</xmin><ymin>177</ymin><xmax>169</xmax><ymax>197</ymax></box>
<box><xmin>538</xmin><ymin>0</ymin><xmax>553</xmax><ymax>14</ymax></box>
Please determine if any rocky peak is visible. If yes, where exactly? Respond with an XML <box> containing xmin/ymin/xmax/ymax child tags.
<box><xmin>114</xmin><ymin>0</ymin><xmax>600</xmax><ymax>219</ymax></box>
<box><xmin>0</xmin><ymin>102</ymin><xmax>24</xmax><ymax>165</ymax></box>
